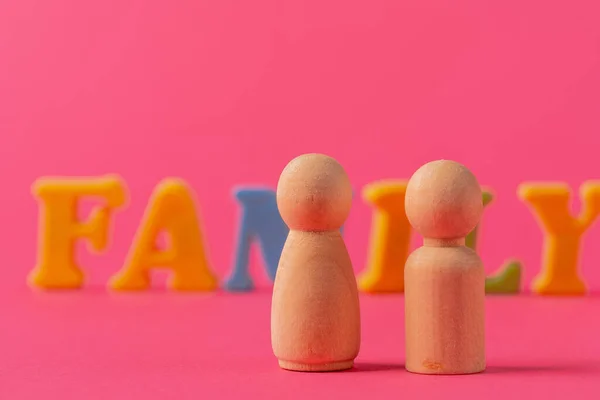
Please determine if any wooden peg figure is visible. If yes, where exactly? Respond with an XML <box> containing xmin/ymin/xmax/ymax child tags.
<box><xmin>404</xmin><ymin>160</ymin><xmax>486</xmax><ymax>375</ymax></box>
<box><xmin>271</xmin><ymin>153</ymin><xmax>361</xmax><ymax>372</ymax></box>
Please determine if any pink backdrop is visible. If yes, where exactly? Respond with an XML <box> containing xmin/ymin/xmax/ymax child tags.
<box><xmin>1</xmin><ymin>0</ymin><xmax>600</xmax><ymax>292</ymax></box>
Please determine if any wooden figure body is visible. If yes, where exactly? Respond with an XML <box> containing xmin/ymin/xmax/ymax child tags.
<box><xmin>404</xmin><ymin>160</ymin><xmax>486</xmax><ymax>375</ymax></box>
<box><xmin>271</xmin><ymin>153</ymin><xmax>361</xmax><ymax>372</ymax></box>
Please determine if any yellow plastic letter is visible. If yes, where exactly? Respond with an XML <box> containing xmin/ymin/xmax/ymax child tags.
<box><xmin>519</xmin><ymin>181</ymin><xmax>600</xmax><ymax>295</ymax></box>
<box><xmin>29</xmin><ymin>175</ymin><xmax>127</xmax><ymax>289</ymax></box>
<box><xmin>358</xmin><ymin>180</ymin><xmax>411</xmax><ymax>293</ymax></box>
<box><xmin>109</xmin><ymin>178</ymin><xmax>218</xmax><ymax>291</ymax></box>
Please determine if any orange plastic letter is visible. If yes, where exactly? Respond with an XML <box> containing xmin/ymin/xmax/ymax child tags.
<box><xmin>519</xmin><ymin>181</ymin><xmax>600</xmax><ymax>295</ymax></box>
<box><xmin>109</xmin><ymin>179</ymin><xmax>218</xmax><ymax>291</ymax></box>
<box><xmin>29</xmin><ymin>175</ymin><xmax>127</xmax><ymax>289</ymax></box>
<box><xmin>357</xmin><ymin>181</ymin><xmax>411</xmax><ymax>293</ymax></box>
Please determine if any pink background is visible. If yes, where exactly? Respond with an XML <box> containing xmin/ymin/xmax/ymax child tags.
<box><xmin>1</xmin><ymin>0</ymin><xmax>600</xmax><ymax>291</ymax></box>
<box><xmin>1</xmin><ymin>0</ymin><xmax>600</xmax><ymax>398</ymax></box>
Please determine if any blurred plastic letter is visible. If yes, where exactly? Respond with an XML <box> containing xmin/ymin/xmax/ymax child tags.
<box><xmin>110</xmin><ymin>179</ymin><xmax>218</xmax><ymax>291</ymax></box>
<box><xmin>519</xmin><ymin>182</ymin><xmax>600</xmax><ymax>295</ymax></box>
<box><xmin>29</xmin><ymin>175</ymin><xmax>127</xmax><ymax>289</ymax></box>
<box><xmin>358</xmin><ymin>181</ymin><xmax>411</xmax><ymax>293</ymax></box>
<box><xmin>224</xmin><ymin>188</ymin><xmax>288</xmax><ymax>291</ymax></box>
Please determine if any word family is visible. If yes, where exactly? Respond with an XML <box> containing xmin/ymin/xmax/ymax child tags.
<box><xmin>28</xmin><ymin>173</ymin><xmax>600</xmax><ymax>296</ymax></box>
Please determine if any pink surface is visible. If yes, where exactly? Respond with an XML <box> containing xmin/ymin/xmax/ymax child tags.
<box><xmin>1</xmin><ymin>290</ymin><xmax>599</xmax><ymax>399</ymax></box>
<box><xmin>2</xmin><ymin>1</ymin><xmax>600</xmax><ymax>398</ymax></box>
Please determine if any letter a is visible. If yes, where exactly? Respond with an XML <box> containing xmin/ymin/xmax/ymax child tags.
<box><xmin>29</xmin><ymin>175</ymin><xmax>127</xmax><ymax>289</ymax></box>
<box><xmin>110</xmin><ymin>179</ymin><xmax>218</xmax><ymax>291</ymax></box>
<box><xmin>519</xmin><ymin>181</ymin><xmax>600</xmax><ymax>295</ymax></box>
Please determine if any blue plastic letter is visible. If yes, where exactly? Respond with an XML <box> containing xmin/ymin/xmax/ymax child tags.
<box><xmin>223</xmin><ymin>187</ymin><xmax>289</xmax><ymax>291</ymax></box>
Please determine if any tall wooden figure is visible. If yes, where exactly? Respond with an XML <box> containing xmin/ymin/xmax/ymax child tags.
<box><xmin>271</xmin><ymin>153</ymin><xmax>361</xmax><ymax>372</ymax></box>
<box><xmin>404</xmin><ymin>160</ymin><xmax>486</xmax><ymax>375</ymax></box>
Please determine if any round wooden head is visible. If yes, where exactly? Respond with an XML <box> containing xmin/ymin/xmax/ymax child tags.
<box><xmin>405</xmin><ymin>160</ymin><xmax>483</xmax><ymax>239</ymax></box>
<box><xmin>277</xmin><ymin>153</ymin><xmax>352</xmax><ymax>231</ymax></box>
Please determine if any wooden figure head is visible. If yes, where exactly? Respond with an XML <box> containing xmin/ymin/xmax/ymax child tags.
<box><xmin>405</xmin><ymin>160</ymin><xmax>483</xmax><ymax>240</ymax></box>
<box><xmin>276</xmin><ymin>153</ymin><xmax>352</xmax><ymax>231</ymax></box>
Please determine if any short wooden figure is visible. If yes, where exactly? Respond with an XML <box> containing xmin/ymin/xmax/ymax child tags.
<box><xmin>271</xmin><ymin>153</ymin><xmax>361</xmax><ymax>372</ymax></box>
<box><xmin>404</xmin><ymin>160</ymin><xmax>486</xmax><ymax>375</ymax></box>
